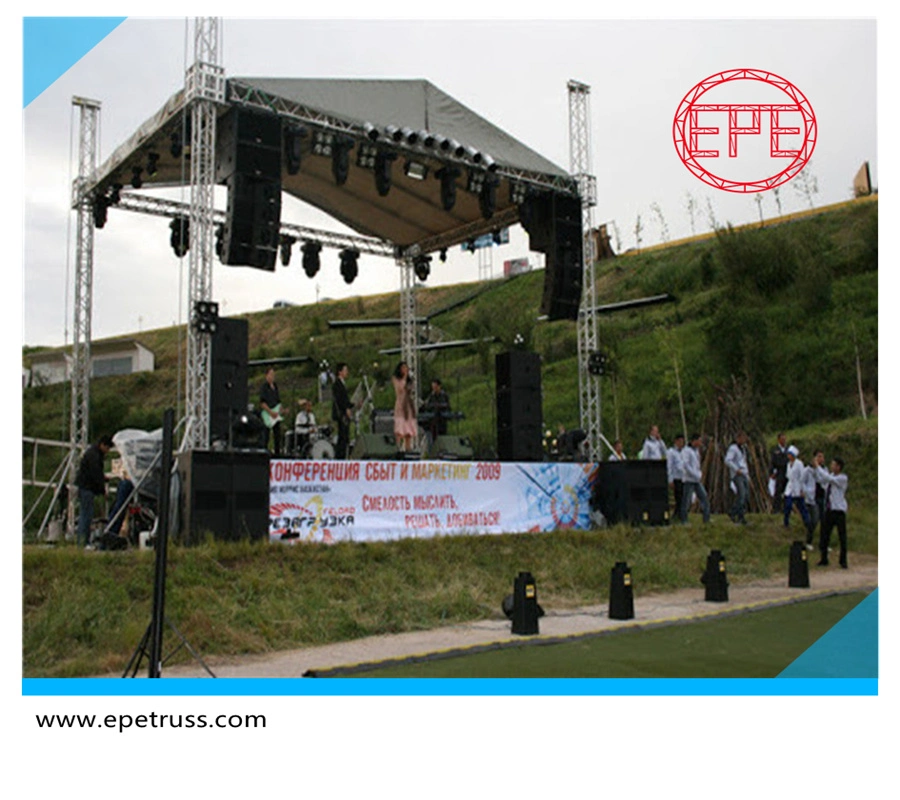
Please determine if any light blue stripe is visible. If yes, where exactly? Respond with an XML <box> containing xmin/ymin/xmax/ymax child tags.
<box><xmin>23</xmin><ymin>678</ymin><xmax>877</xmax><ymax>696</ymax></box>
<box><xmin>23</xmin><ymin>17</ymin><xmax>127</xmax><ymax>107</ymax></box>
<box><xmin>778</xmin><ymin>588</ymin><xmax>878</xmax><ymax>678</ymax></box>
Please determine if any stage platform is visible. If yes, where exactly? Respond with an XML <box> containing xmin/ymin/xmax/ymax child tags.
<box><xmin>268</xmin><ymin>459</ymin><xmax>598</xmax><ymax>543</ymax></box>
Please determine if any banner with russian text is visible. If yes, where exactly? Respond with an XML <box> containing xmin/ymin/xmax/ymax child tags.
<box><xmin>268</xmin><ymin>460</ymin><xmax>598</xmax><ymax>543</ymax></box>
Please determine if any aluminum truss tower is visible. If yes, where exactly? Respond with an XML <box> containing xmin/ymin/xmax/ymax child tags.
<box><xmin>398</xmin><ymin>256</ymin><xmax>421</xmax><ymax>434</ymax></box>
<box><xmin>568</xmin><ymin>80</ymin><xmax>602</xmax><ymax>458</ymax></box>
<box><xmin>68</xmin><ymin>95</ymin><xmax>102</xmax><ymax>537</ymax></box>
<box><xmin>183</xmin><ymin>17</ymin><xmax>225</xmax><ymax>450</ymax></box>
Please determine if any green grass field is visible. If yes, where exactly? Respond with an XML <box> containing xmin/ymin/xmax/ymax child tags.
<box><xmin>349</xmin><ymin>592</ymin><xmax>869</xmax><ymax>678</ymax></box>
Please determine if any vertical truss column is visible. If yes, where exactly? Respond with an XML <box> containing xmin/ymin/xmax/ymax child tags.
<box><xmin>183</xmin><ymin>17</ymin><xmax>224</xmax><ymax>450</ymax></box>
<box><xmin>568</xmin><ymin>80</ymin><xmax>601</xmax><ymax>459</ymax></box>
<box><xmin>399</xmin><ymin>256</ymin><xmax>421</xmax><ymax>439</ymax></box>
<box><xmin>68</xmin><ymin>96</ymin><xmax>101</xmax><ymax>537</ymax></box>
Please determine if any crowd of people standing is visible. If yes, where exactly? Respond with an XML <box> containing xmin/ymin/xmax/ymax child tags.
<box><xmin>608</xmin><ymin>424</ymin><xmax>850</xmax><ymax>567</ymax></box>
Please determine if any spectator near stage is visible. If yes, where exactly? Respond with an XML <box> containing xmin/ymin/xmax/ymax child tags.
<box><xmin>667</xmin><ymin>433</ymin><xmax>685</xmax><ymax>519</ymax></box>
<box><xmin>75</xmin><ymin>435</ymin><xmax>113</xmax><ymax>548</ymax></box>
<box><xmin>769</xmin><ymin>432</ymin><xmax>789</xmax><ymax>512</ymax></box>
<box><xmin>641</xmin><ymin>424</ymin><xmax>667</xmax><ymax>460</ymax></box>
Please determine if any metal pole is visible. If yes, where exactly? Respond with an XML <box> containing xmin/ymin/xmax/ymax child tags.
<box><xmin>148</xmin><ymin>409</ymin><xmax>175</xmax><ymax>678</ymax></box>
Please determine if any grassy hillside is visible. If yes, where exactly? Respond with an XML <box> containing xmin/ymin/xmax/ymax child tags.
<box><xmin>22</xmin><ymin>198</ymin><xmax>877</xmax><ymax>456</ymax></box>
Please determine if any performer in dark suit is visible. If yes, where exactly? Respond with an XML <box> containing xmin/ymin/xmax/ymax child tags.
<box><xmin>421</xmin><ymin>378</ymin><xmax>451</xmax><ymax>441</ymax></box>
<box><xmin>259</xmin><ymin>367</ymin><xmax>283</xmax><ymax>456</ymax></box>
<box><xmin>331</xmin><ymin>362</ymin><xmax>353</xmax><ymax>459</ymax></box>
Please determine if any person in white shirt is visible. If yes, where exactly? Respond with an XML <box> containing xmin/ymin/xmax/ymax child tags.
<box><xmin>667</xmin><ymin>433</ymin><xmax>685</xmax><ymax>519</ymax></box>
<box><xmin>815</xmin><ymin>457</ymin><xmax>849</xmax><ymax>568</ymax></box>
<box><xmin>641</xmin><ymin>424</ymin><xmax>667</xmax><ymax>461</ymax></box>
<box><xmin>294</xmin><ymin>398</ymin><xmax>318</xmax><ymax>455</ymax></box>
<box><xmin>680</xmin><ymin>433</ymin><xmax>710</xmax><ymax>523</ymax></box>
<box><xmin>783</xmin><ymin>445</ymin><xmax>813</xmax><ymax>536</ymax></box>
<box><xmin>608</xmin><ymin>439</ymin><xmax>628</xmax><ymax>461</ymax></box>
<box><xmin>801</xmin><ymin>457</ymin><xmax>821</xmax><ymax>549</ymax></box>
<box><xmin>724</xmin><ymin>430</ymin><xmax>750</xmax><ymax>524</ymax></box>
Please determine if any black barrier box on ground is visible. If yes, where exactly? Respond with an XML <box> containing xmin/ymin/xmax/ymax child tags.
<box><xmin>609</xmin><ymin>561</ymin><xmax>635</xmax><ymax>620</ymax></box>
<box><xmin>789</xmin><ymin>541</ymin><xmax>811</xmax><ymax>588</ymax></box>
<box><xmin>593</xmin><ymin>461</ymin><xmax>669</xmax><ymax>526</ymax></box>
<box><xmin>511</xmin><ymin>571</ymin><xmax>540</xmax><ymax>635</ymax></box>
<box><xmin>702</xmin><ymin>549</ymin><xmax>729</xmax><ymax>602</ymax></box>
<box><xmin>176</xmin><ymin>450</ymin><xmax>269</xmax><ymax>545</ymax></box>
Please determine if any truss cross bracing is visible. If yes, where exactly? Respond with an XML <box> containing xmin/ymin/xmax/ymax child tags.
<box><xmin>568</xmin><ymin>80</ymin><xmax>602</xmax><ymax>459</ymax></box>
<box><xmin>399</xmin><ymin>256</ymin><xmax>421</xmax><ymax>421</ymax></box>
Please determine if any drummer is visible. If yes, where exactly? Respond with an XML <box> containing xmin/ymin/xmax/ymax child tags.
<box><xmin>294</xmin><ymin>398</ymin><xmax>318</xmax><ymax>454</ymax></box>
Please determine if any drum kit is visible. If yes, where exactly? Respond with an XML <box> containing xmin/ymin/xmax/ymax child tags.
<box><xmin>285</xmin><ymin>426</ymin><xmax>335</xmax><ymax>459</ymax></box>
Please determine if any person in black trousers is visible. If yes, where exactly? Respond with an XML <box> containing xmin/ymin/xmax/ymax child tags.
<box><xmin>816</xmin><ymin>457</ymin><xmax>849</xmax><ymax>568</ymax></box>
<box><xmin>331</xmin><ymin>362</ymin><xmax>353</xmax><ymax>459</ymax></box>
<box><xmin>75</xmin><ymin>435</ymin><xmax>113</xmax><ymax>548</ymax></box>
<box><xmin>259</xmin><ymin>367</ymin><xmax>283</xmax><ymax>456</ymax></box>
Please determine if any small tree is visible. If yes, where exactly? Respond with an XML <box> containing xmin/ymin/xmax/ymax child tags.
<box><xmin>634</xmin><ymin>213</ymin><xmax>643</xmax><ymax>252</ymax></box>
<box><xmin>793</xmin><ymin>164</ymin><xmax>819</xmax><ymax>210</ymax></box>
<box><xmin>650</xmin><ymin>202</ymin><xmax>670</xmax><ymax>243</ymax></box>
<box><xmin>705</xmin><ymin>196</ymin><xmax>719</xmax><ymax>231</ymax></box>
<box><xmin>685</xmin><ymin>192</ymin><xmax>698</xmax><ymax>235</ymax></box>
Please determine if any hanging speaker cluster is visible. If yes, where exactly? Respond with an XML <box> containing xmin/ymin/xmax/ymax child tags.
<box><xmin>215</xmin><ymin>107</ymin><xmax>283</xmax><ymax>271</ymax></box>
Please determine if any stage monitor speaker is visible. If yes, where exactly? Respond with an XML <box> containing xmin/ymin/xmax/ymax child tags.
<box><xmin>176</xmin><ymin>450</ymin><xmax>270</xmax><ymax>545</ymax></box>
<box><xmin>429</xmin><ymin>435</ymin><xmax>474</xmax><ymax>460</ymax></box>
<box><xmin>210</xmin><ymin>318</ymin><xmax>249</xmax><ymax>445</ymax></box>
<box><xmin>371</xmin><ymin>410</ymin><xmax>394</xmax><ymax>435</ymax></box>
<box><xmin>351</xmin><ymin>433</ymin><xmax>398</xmax><ymax>460</ymax></box>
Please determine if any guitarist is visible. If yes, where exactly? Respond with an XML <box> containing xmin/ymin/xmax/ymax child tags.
<box><xmin>259</xmin><ymin>366</ymin><xmax>283</xmax><ymax>456</ymax></box>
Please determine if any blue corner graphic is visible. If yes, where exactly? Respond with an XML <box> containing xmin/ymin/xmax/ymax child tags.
<box><xmin>23</xmin><ymin>17</ymin><xmax>127</xmax><ymax>107</ymax></box>
<box><xmin>777</xmin><ymin>589</ymin><xmax>878</xmax><ymax>678</ymax></box>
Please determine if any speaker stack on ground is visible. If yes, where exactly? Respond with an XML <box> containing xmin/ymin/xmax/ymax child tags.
<box><xmin>216</xmin><ymin>106</ymin><xmax>283</xmax><ymax>270</ymax></box>
<box><xmin>176</xmin><ymin>450</ymin><xmax>270</xmax><ymax>545</ymax></box>
<box><xmin>592</xmin><ymin>460</ymin><xmax>670</xmax><ymax>526</ymax></box>
<box><xmin>209</xmin><ymin>317</ymin><xmax>249</xmax><ymax>446</ymax></box>
<box><xmin>429</xmin><ymin>435</ymin><xmax>475</xmax><ymax>460</ymax></box>
<box><xmin>519</xmin><ymin>192</ymin><xmax>583</xmax><ymax>321</ymax></box>
<box><xmin>496</xmin><ymin>351</ymin><xmax>543</xmax><ymax>462</ymax></box>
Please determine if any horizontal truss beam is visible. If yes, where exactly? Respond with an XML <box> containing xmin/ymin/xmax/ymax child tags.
<box><xmin>115</xmin><ymin>192</ymin><xmax>396</xmax><ymax>258</ymax></box>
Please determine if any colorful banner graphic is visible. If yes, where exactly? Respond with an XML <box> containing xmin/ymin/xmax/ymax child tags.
<box><xmin>269</xmin><ymin>460</ymin><xmax>598</xmax><ymax>543</ymax></box>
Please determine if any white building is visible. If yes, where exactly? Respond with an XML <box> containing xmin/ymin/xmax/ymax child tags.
<box><xmin>26</xmin><ymin>339</ymin><xmax>155</xmax><ymax>387</ymax></box>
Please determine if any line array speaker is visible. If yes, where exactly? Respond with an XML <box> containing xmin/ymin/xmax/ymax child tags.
<box><xmin>520</xmin><ymin>192</ymin><xmax>584</xmax><ymax>321</ymax></box>
<box><xmin>216</xmin><ymin>106</ymin><xmax>283</xmax><ymax>270</ymax></box>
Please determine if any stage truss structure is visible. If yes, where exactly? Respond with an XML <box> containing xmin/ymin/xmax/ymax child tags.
<box><xmin>67</xmin><ymin>95</ymin><xmax>101</xmax><ymax>538</ymax></box>
<box><xmin>67</xmin><ymin>17</ymin><xmax>593</xmax><ymax>462</ymax></box>
<box><xmin>568</xmin><ymin>80</ymin><xmax>602</xmax><ymax>458</ymax></box>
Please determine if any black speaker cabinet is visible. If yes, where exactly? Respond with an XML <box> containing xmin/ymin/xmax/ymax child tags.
<box><xmin>210</xmin><ymin>318</ymin><xmax>249</xmax><ymax>445</ymax></box>
<box><xmin>521</xmin><ymin>192</ymin><xmax>583</xmax><ymax>321</ymax></box>
<box><xmin>222</xmin><ymin>173</ymin><xmax>281</xmax><ymax>270</ymax></box>
<box><xmin>593</xmin><ymin>460</ymin><xmax>669</xmax><ymax>526</ymax></box>
<box><xmin>351</xmin><ymin>433</ymin><xmax>398</xmax><ymax>460</ymax></box>
<box><xmin>496</xmin><ymin>351</ymin><xmax>543</xmax><ymax>461</ymax></box>
<box><xmin>215</xmin><ymin>106</ymin><xmax>283</xmax><ymax>184</ymax></box>
<box><xmin>176</xmin><ymin>450</ymin><xmax>270</xmax><ymax>545</ymax></box>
